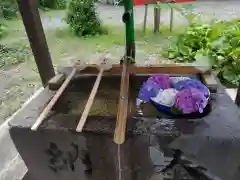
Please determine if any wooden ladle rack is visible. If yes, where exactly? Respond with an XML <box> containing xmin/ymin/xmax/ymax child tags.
<box><xmin>30</xmin><ymin>58</ymin><xmax>217</xmax><ymax>145</ymax></box>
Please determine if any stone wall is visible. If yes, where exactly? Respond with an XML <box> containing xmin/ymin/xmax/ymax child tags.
<box><xmin>0</xmin><ymin>88</ymin><xmax>44</xmax><ymax>180</ymax></box>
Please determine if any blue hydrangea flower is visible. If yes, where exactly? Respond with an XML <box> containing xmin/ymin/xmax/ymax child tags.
<box><xmin>173</xmin><ymin>79</ymin><xmax>209</xmax><ymax>97</ymax></box>
<box><xmin>138</xmin><ymin>80</ymin><xmax>161</xmax><ymax>102</ymax></box>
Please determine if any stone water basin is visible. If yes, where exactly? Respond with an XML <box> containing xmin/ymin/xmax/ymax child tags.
<box><xmin>9</xmin><ymin>74</ymin><xmax>240</xmax><ymax>180</ymax></box>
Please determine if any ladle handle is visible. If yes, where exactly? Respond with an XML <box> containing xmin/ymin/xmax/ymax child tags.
<box><xmin>76</xmin><ymin>68</ymin><xmax>104</xmax><ymax>132</ymax></box>
<box><xmin>114</xmin><ymin>62</ymin><xmax>130</xmax><ymax>144</ymax></box>
<box><xmin>31</xmin><ymin>68</ymin><xmax>76</xmax><ymax>131</ymax></box>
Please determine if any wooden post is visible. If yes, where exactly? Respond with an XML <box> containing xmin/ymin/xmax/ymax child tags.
<box><xmin>154</xmin><ymin>7</ymin><xmax>158</xmax><ymax>33</ymax></box>
<box><xmin>170</xmin><ymin>7</ymin><xmax>174</xmax><ymax>32</ymax></box>
<box><xmin>143</xmin><ymin>4</ymin><xmax>148</xmax><ymax>33</ymax></box>
<box><xmin>159</xmin><ymin>8</ymin><xmax>161</xmax><ymax>28</ymax></box>
<box><xmin>154</xmin><ymin>6</ymin><xmax>160</xmax><ymax>33</ymax></box>
<box><xmin>17</xmin><ymin>0</ymin><xmax>55</xmax><ymax>86</ymax></box>
<box><xmin>235</xmin><ymin>87</ymin><xmax>240</xmax><ymax>107</ymax></box>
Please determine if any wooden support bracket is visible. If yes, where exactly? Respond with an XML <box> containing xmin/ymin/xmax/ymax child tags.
<box><xmin>48</xmin><ymin>74</ymin><xmax>66</xmax><ymax>90</ymax></box>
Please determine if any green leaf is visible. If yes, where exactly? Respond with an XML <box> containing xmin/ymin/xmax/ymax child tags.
<box><xmin>176</xmin><ymin>57</ymin><xmax>185</xmax><ymax>62</ymax></box>
<box><xmin>211</xmin><ymin>37</ymin><xmax>225</xmax><ymax>48</ymax></box>
<box><xmin>193</xmin><ymin>54</ymin><xmax>212</xmax><ymax>71</ymax></box>
<box><xmin>179</xmin><ymin>45</ymin><xmax>191</xmax><ymax>56</ymax></box>
<box><xmin>217</xmin><ymin>56</ymin><xmax>225</xmax><ymax>61</ymax></box>
<box><xmin>168</xmin><ymin>52</ymin><xmax>176</xmax><ymax>59</ymax></box>
<box><xmin>230</xmin><ymin>47</ymin><xmax>240</xmax><ymax>55</ymax></box>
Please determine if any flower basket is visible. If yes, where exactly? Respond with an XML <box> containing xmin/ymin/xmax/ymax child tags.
<box><xmin>137</xmin><ymin>74</ymin><xmax>211</xmax><ymax>116</ymax></box>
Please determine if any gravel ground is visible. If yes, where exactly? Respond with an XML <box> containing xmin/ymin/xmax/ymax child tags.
<box><xmin>40</xmin><ymin>1</ymin><xmax>240</xmax><ymax>29</ymax></box>
<box><xmin>97</xmin><ymin>1</ymin><xmax>240</xmax><ymax>26</ymax></box>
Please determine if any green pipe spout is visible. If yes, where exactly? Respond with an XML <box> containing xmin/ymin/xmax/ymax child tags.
<box><xmin>122</xmin><ymin>0</ymin><xmax>135</xmax><ymax>63</ymax></box>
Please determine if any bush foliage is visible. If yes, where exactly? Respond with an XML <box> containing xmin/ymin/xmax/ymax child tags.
<box><xmin>39</xmin><ymin>0</ymin><xmax>67</xmax><ymax>10</ymax></box>
<box><xmin>66</xmin><ymin>0</ymin><xmax>103</xmax><ymax>36</ymax></box>
<box><xmin>0</xmin><ymin>43</ymin><xmax>31</xmax><ymax>69</ymax></box>
<box><xmin>0</xmin><ymin>0</ymin><xmax>67</xmax><ymax>19</ymax></box>
<box><xmin>0</xmin><ymin>0</ymin><xmax>18</xmax><ymax>19</ymax></box>
<box><xmin>166</xmin><ymin>19</ymin><xmax>240</xmax><ymax>86</ymax></box>
<box><xmin>0</xmin><ymin>23</ymin><xmax>7</xmax><ymax>39</ymax></box>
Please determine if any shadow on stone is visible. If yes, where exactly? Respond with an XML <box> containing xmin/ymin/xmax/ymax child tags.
<box><xmin>22</xmin><ymin>172</ymin><xmax>32</xmax><ymax>180</ymax></box>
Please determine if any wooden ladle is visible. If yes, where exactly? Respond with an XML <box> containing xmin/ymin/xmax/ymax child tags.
<box><xmin>31</xmin><ymin>61</ymin><xmax>86</xmax><ymax>131</ymax></box>
<box><xmin>76</xmin><ymin>57</ymin><xmax>112</xmax><ymax>132</ymax></box>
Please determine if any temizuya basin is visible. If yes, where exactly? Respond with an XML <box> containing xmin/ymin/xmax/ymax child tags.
<box><xmin>8</xmin><ymin>71</ymin><xmax>240</xmax><ymax>180</ymax></box>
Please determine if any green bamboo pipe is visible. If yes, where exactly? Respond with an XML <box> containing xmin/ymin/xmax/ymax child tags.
<box><xmin>123</xmin><ymin>0</ymin><xmax>135</xmax><ymax>63</ymax></box>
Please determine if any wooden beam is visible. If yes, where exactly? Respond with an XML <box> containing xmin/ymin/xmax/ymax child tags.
<box><xmin>17</xmin><ymin>0</ymin><xmax>55</xmax><ymax>86</ymax></box>
<box><xmin>73</xmin><ymin>64</ymin><xmax>203</xmax><ymax>75</ymax></box>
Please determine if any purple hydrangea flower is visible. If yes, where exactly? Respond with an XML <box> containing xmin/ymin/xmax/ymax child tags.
<box><xmin>173</xmin><ymin>79</ymin><xmax>209</xmax><ymax>97</ymax></box>
<box><xmin>175</xmin><ymin>88</ymin><xmax>208</xmax><ymax>114</ymax></box>
<box><xmin>138</xmin><ymin>80</ymin><xmax>161</xmax><ymax>102</ymax></box>
<box><xmin>147</xmin><ymin>74</ymin><xmax>172</xmax><ymax>90</ymax></box>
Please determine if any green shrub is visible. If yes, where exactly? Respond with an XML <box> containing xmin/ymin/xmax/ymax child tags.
<box><xmin>0</xmin><ymin>43</ymin><xmax>31</xmax><ymax>69</ymax></box>
<box><xmin>0</xmin><ymin>0</ymin><xmax>18</xmax><ymax>19</ymax></box>
<box><xmin>209</xmin><ymin>20</ymin><xmax>240</xmax><ymax>86</ymax></box>
<box><xmin>66</xmin><ymin>0</ymin><xmax>104</xmax><ymax>36</ymax></box>
<box><xmin>0</xmin><ymin>23</ymin><xmax>7</xmax><ymax>38</ymax></box>
<box><xmin>167</xmin><ymin>24</ymin><xmax>213</xmax><ymax>62</ymax></box>
<box><xmin>0</xmin><ymin>0</ymin><xmax>67</xmax><ymax>19</ymax></box>
<box><xmin>165</xmin><ymin>19</ymin><xmax>240</xmax><ymax>86</ymax></box>
<box><xmin>39</xmin><ymin>0</ymin><xmax>67</xmax><ymax>10</ymax></box>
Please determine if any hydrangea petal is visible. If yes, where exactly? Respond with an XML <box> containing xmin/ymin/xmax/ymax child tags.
<box><xmin>173</xmin><ymin>79</ymin><xmax>209</xmax><ymax>97</ymax></box>
<box><xmin>175</xmin><ymin>87</ymin><xmax>208</xmax><ymax>114</ymax></box>
<box><xmin>147</xmin><ymin>74</ymin><xmax>172</xmax><ymax>89</ymax></box>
